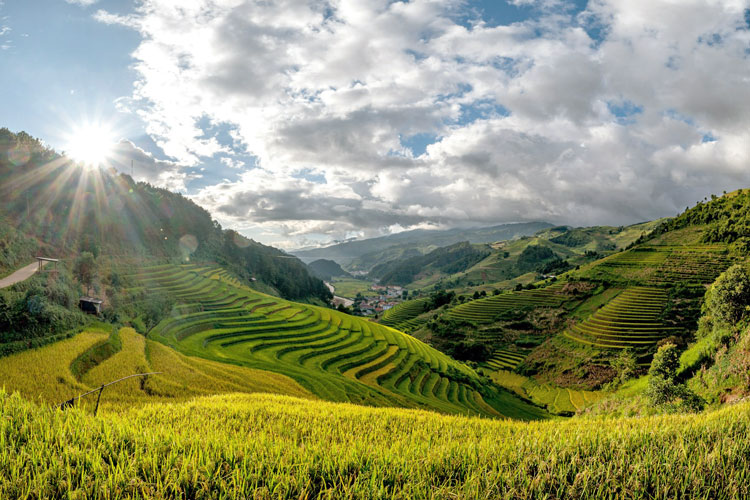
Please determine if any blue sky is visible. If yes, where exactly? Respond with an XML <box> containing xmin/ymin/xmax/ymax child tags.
<box><xmin>2</xmin><ymin>0</ymin><xmax>749</xmax><ymax>248</ymax></box>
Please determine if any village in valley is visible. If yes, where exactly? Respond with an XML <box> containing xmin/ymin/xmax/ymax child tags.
<box><xmin>328</xmin><ymin>281</ymin><xmax>408</xmax><ymax>317</ymax></box>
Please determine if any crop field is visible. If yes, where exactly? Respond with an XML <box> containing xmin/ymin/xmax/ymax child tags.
<box><xmin>488</xmin><ymin>370</ymin><xmax>603</xmax><ymax>414</ymax></box>
<box><xmin>581</xmin><ymin>242</ymin><xmax>732</xmax><ymax>286</ymax></box>
<box><xmin>648</xmin><ymin>245</ymin><xmax>731</xmax><ymax>284</ymax></box>
<box><xmin>564</xmin><ymin>287</ymin><xmax>676</xmax><ymax>349</ymax></box>
<box><xmin>329</xmin><ymin>278</ymin><xmax>374</xmax><ymax>299</ymax></box>
<box><xmin>444</xmin><ymin>284</ymin><xmax>567</xmax><ymax>324</ymax></box>
<box><xmin>127</xmin><ymin>263</ymin><xmax>546</xmax><ymax>419</ymax></box>
<box><xmin>483</xmin><ymin>348</ymin><xmax>527</xmax><ymax>370</ymax></box>
<box><xmin>380</xmin><ymin>297</ymin><xmax>429</xmax><ymax>331</ymax></box>
<box><xmin>0</xmin><ymin>324</ymin><xmax>312</xmax><ymax>408</ymax></box>
<box><xmin>3</xmin><ymin>389</ymin><xmax>747</xmax><ymax>499</ymax></box>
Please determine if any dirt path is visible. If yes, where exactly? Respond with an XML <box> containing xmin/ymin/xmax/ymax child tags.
<box><xmin>0</xmin><ymin>261</ymin><xmax>43</xmax><ymax>289</ymax></box>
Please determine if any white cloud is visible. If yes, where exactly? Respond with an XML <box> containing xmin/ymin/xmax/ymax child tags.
<box><xmin>98</xmin><ymin>0</ymin><xmax>750</xmax><ymax>246</ymax></box>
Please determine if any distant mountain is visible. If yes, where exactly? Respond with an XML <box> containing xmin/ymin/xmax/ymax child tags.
<box><xmin>307</xmin><ymin>259</ymin><xmax>352</xmax><ymax>281</ymax></box>
<box><xmin>291</xmin><ymin>222</ymin><xmax>554</xmax><ymax>269</ymax></box>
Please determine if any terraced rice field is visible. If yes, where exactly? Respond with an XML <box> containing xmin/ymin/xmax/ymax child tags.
<box><xmin>380</xmin><ymin>298</ymin><xmax>429</xmax><ymax>331</ymax></box>
<box><xmin>131</xmin><ymin>263</ymin><xmax>545</xmax><ymax>419</ymax></box>
<box><xmin>588</xmin><ymin>244</ymin><xmax>732</xmax><ymax>286</ymax></box>
<box><xmin>445</xmin><ymin>285</ymin><xmax>567</xmax><ymax>324</ymax></box>
<box><xmin>484</xmin><ymin>348</ymin><xmax>527</xmax><ymax>370</ymax></box>
<box><xmin>488</xmin><ymin>370</ymin><xmax>603</xmax><ymax>414</ymax></box>
<box><xmin>0</xmin><ymin>324</ymin><xmax>312</xmax><ymax>407</ymax></box>
<box><xmin>649</xmin><ymin>245</ymin><xmax>731</xmax><ymax>284</ymax></box>
<box><xmin>564</xmin><ymin>287</ymin><xmax>677</xmax><ymax>349</ymax></box>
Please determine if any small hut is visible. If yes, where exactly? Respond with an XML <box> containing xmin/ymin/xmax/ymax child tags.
<box><xmin>79</xmin><ymin>297</ymin><xmax>103</xmax><ymax>315</ymax></box>
<box><xmin>36</xmin><ymin>257</ymin><xmax>59</xmax><ymax>271</ymax></box>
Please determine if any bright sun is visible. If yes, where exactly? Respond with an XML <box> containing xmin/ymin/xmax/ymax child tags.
<box><xmin>65</xmin><ymin>124</ymin><xmax>115</xmax><ymax>167</ymax></box>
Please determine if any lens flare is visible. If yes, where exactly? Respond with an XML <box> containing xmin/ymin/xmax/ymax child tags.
<box><xmin>64</xmin><ymin>123</ymin><xmax>115</xmax><ymax>167</ymax></box>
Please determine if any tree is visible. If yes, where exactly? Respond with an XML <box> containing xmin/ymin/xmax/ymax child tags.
<box><xmin>74</xmin><ymin>252</ymin><xmax>96</xmax><ymax>295</ymax></box>
<box><xmin>612</xmin><ymin>349</ymin><xmax>637</xmax><ymax>384</ymax></box>
<box><xmin>703</xmin><ymin>264</ymin><xmax>750</xmax><ymax>326</ymax></box>
<box><xmin>646</xmin><ymin>343</ymin><xmax>703</xmax><ymax>411</ymax></box>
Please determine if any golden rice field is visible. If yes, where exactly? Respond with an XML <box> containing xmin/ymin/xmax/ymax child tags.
<box><xmin>0</xmin><ymin>324</ymin><xmax>312</xmax><ymax>409</ymax></box>
<box><xmin>1</xmin><ymin>389</ymin><xmax>749</xmax><ymax>499</ymax></box>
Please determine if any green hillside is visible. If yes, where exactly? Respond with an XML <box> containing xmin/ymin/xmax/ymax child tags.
<box><xmin>371</xmin><ymin>241</ymin><xmax>491</xmax><ymax>286</ymax></box>
<box><xmin>134</xmin><ymin>262</ymin><xmax>546</xmax><ymax>419</ymax></box>
<box><xmin>307</xmin><ymin>258</ymin><xmax>352</xmax><ymax>281</ymax></box>
<box><xmin>374</xmin><ymin>221</ymin><xmax>660</xmax><ymax>291</ymax></box>
<box><xmin>0</xmin><ymin>128</ymin><xmax>330</xmax><ymax>302</ymax></box>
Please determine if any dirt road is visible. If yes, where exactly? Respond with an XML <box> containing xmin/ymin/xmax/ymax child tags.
<box><xmin>0</xmin><ymin>261</ymin><xmax>43</xmax><ymax>289</ymax></box>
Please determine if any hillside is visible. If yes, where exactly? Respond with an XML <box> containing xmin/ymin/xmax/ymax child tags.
<box><xmin>0</xmin><ymin>128</ymin><xmax>329</xmax><ymax>302</ymax></box>
<box><xmin>135</xmin><ymin>262</ymin><xmax>544</xmax><ymax>419</ymax></box>
<box><xmin>291</xmin><ymin>221</ymin><xmax>553</xmax><ymax>268</ymax></box>
<box><xmin>371</xmin><ymin>241</ymin><xmax>491</xmax><ymax>286</ymax></box>
<box><xmin>399</xmin><ymin>192</ymin><xmax>749</xmax><ymax>413</ymax></box>
<box><xmin>369</xmin><ymin>220</ymin><xmax>660</xmax><ymax>290</ymax></box>
<box><xmin>307</xmin><ymin>258</ymin><xmax>352</xmax><ymax>281</ymax></box>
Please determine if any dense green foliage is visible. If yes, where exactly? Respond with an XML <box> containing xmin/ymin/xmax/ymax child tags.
<box><xmin>516</xmin><ymin>244</ymin><xmax>556</xmax><ymax>272</ymax></box>
<box><xmin>646</xmin><ymin>343</ymin><xmax>703</xmax><ymax>412</ymax></box>
<box><xmin>0</xmin><ymin>268</ymin><xmax>87</xmax><ymax>355</ymax></box>
<box><xmin>649</xmin><ymin>190</ymin><xmax>750</xmax><ymax>246</ymax></box>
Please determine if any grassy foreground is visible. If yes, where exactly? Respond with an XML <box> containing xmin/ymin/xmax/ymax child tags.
<box><xmin>2</xmin><ymin>390</ymin><xmax>749</xmax><ymax>499</ymax></box>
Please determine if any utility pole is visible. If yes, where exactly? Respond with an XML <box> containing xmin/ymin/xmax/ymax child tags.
<box><xmin>131</xmin><ymin>159</ymin><xmax>134</xmax><ymax>177</ymax></box>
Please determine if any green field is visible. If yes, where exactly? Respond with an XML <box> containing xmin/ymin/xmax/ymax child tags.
<box><xmin>488</xmin><ymin>370</ymin><xmax>604</xmax><ymax>414</ymax></box>
<box><xmin>128</xmin><ymin>263</ymin><xmax>545</xmax><ymax>420</ymax></box>
<box><xmin>329</xmin><ymin>278</ymin><xmax>375</xmax><ymax>299</ymax></box>
<box><xmin>2</xmin><ymin>389</ymin><xmax>749</xmax><ymax>498</ymax></box>
<box><xmin>444</xmin><ymin>284</ymin><xmax>568</xmax><ymax>323</ymax></box>
<box><xmin>380</xmin><ymin>297</ymin><xmax>430</xmax><ymax>331</ymax></box>
<box><xmin>564</xmin><ymin>287</ymin><xmax>677</xmax><ymax>349</ymax></box>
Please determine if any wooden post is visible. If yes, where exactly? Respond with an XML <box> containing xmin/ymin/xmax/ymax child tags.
<box><xmin>94</xmin><ymin>385</ymin><xmax>104</xmax><ymax>416</ymax></box>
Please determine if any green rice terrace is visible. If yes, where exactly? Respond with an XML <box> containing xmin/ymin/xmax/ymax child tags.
<box><xmin>379</xmin><ymin>297</ymin><xmax>430</xmax><ymax>331</ymax></box>
<box><xmin>483</xmin><ymin>348</ymin><xmax>527</xmax><ymax>370</ymax></box>
<box><xmin>583</xmin><ymin>240</ymin><xmax>732</xmax><ymax>286</ymax></box>
<box><xmin>130</xmin><ymin>263</ymin><xmax>546</xmax><ymax>420</ymax></box>
<box><xmin>564</xmin><ymin>287</ymin><xmax>676</xmax><ymax>349</ymax></box>
<box><xmin>445</xmin><ymin>284</ymin><xmax>568</xmax><ymax>323</ymax></box>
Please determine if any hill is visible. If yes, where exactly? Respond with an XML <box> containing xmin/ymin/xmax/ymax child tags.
<box><xmin>307</xmin><ymin>258</ymin><xmax>352</xmax><ymax>281</ymax></box>
<box><xmin>402</xmin><ymin>192</ymin><xmax>748</xmax><ymax>410</ymax></box>
<box><xmin>291</xmin><ymin>221</ymin><xmax>553</xmax><ymax>268</ymax></box>
<box><xmin>133</xmin><ymin>262</ymin><xmax>545</xmax><ymax>419</ymax></box>
<box><xmin>0</xmin><ymin>128</ymin><xmax>329</xmax><ymax>302</ymax></box>
<box><xmin>371</xmin><ymin>241</ymin><xmax>491</xmax><ymax>286</ymax></box>
<box><xmin>368</xmin><ymin>220</ymin><xmax>660</xmax><ymax>290</ymax></box>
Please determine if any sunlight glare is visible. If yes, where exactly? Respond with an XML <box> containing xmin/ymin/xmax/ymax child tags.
<box><xmin>65</xmin><ymin>123</ymin><xmax>115</xmax><ymax>167</ymax></box>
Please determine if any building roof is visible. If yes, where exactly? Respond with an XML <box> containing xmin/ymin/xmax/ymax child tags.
<box><xmin>79</xmin><ymin>296</ymin><xmax>103</xmax><ymax>304</ymax></box>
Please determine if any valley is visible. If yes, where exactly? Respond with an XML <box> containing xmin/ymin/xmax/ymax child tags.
<box><xmin>1</xmin><ymin>129</ymin><xmax>750</xmax><ymax>498</ymax></box>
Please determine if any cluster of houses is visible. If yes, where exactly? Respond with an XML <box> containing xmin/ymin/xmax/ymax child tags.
<box><xmin>356</xmin><ymin>284</ymin><xmax>405</xmax><ymax>315</ymax></box>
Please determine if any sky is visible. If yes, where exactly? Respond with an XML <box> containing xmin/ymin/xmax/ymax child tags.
<box><xmin>1</xmin><ymin>0</ymin><xmax>750</xmax><ymax>250</ymax></box>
